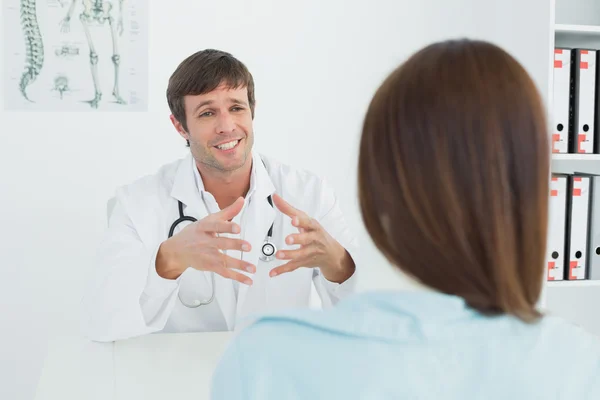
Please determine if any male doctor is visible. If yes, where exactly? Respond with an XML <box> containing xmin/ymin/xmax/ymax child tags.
<box><xmin>82</xmin><ymin>49</ymin><xmax>357</xmax><ymax>342</ymax></box>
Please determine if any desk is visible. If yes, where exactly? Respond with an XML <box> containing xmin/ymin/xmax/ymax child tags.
<box><xmin>34</xmin><ymin>332</ymin><xmax>233</xmax><ymax>400</ymax></box>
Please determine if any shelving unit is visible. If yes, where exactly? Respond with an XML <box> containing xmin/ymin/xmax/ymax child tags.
<box><xmin>547</xmin><ymin>280</ymin><xmax>600</xmax><ymax>288</ymax></box>
<box><xmin>552</xmin><ymin>154</ymin><xmax>600</xmax><ymax>161</ymax></box>
<box><xmin>543</xmin><ymin>0</ymin><xmax>600</xmax><ymax>336</ymax></box>
<box><xmin>555</xmin><ymin>24</ymin><xmax>600</xmax><ymax>34</ymax></box>
<box><xmin>551</xmin><ymin>154</ymin><xmax>600</xmax><ymax>174</ymax></box>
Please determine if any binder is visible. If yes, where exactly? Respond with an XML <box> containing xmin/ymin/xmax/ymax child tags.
<box><xmin>590</xmin><ymin>175</ymin><xmax>600</xmax><ymax>280</ymax></box>
<box><xmin>570</xmin><ymin>49</ymin><xmax>597</xmax><ymax>154</ymax></box>
<box><xmin>565</xmin><ymin>175</ymin><xmax>592</xmax><ymax>280</ymax></box>
<box><xmin>546</xmin><ymin>175</ymin><xmax>568</xmax><ymax>281</ymax></box>
<box><xmin>552</xmin><ymin>48</ymin><xmax>571</xmax><ymax>153</ymax></box>
<box><xmin>575</xmin><ymin>173</ymin><xmax>600</xmax><ymax>280</ymax></box>
<box><xmin>597</xmin><ymin>50</ymin><xmax>600</xmax><ymax>154</ymax></box>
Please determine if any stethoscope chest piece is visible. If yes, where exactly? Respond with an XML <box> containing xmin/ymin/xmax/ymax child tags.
<box><xmin>260</xmin><ymin>239</ymin><xmax>277</xmax><ymax>262</ymax></box>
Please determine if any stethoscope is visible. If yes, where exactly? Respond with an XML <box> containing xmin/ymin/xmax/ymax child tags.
<box><xmin>168</xmin><ymin>190</ymin><xmax>277</xmax><ymax>308</ymax></box>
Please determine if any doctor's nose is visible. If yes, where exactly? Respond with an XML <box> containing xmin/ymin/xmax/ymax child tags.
<box><xmin>215</xmin><ymin>112</ymin><xmax>236</xmax><ymax>134</ymax></box>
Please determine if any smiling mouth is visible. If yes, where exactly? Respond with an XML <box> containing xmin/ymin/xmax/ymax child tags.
<box><xmin>214</xmin><ymin>139</ymin><xmax>241</xmax><ymax>151</ymax></box>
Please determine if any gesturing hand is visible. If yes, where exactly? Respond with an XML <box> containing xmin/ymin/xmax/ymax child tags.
<box><xmin>269</xmin><ymin>194</ymin><xmax>355</xmax><ymax>283</ymax></box>
<box><xmin>156</xmin><ymin>197</ymin><xmax>256</xmax><ymax>285</ymax></box>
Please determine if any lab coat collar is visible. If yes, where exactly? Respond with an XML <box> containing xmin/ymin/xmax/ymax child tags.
<box><xmin>170</xmin><ymin>152</ymin><xmax>207</xmax><ymax>217</ymax></box>
<box><xmin>248</xmin><ymin>151</ymin><xmax>276</xmax><ymax>202</ymax></box>
<box><xmin>191</xmin><ymin>154</ymin><xmax>259</xmax><ymax>202</ymax></box>
<box><xmin>173</xmin><ymin>151</ymin><xmax>275</xmax><ymax>206</ymax></box>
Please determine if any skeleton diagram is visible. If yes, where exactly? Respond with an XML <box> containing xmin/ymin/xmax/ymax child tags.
<box><xmin>53</xmin><ymin>74</ymin><xmax>70</xmax><ymax>99</ymax></box>
<box><xmin>19</xmin><ymin>0</ymin><xmax>44</xmax><ymax>102</ymax></box>
<box><xmin>59</xmin><ymin>0</ymin><xmax>126</xmax><ymax>108</ymax></box>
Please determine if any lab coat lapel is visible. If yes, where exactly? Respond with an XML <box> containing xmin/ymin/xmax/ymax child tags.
<box><xmin>236</xmin><ymin>153</ymin><xmax>276</xmax><ymax>323</ymax></box>
<box><xmin>170</xmin><ymin>153</ymin><xmax>237</xmax><ymax>330</ymax></box>
<box><xmin>170</xmin><ymin>153</ymin><xmax>208</xmax><ymax>222</ymax></box>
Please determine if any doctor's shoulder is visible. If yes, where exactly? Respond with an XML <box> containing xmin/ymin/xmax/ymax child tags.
<box><xmin>107</xmin><ymin>157</ymin><xmax>183</xmax><ymax>222</ymax></box>
<box><xmin>111</xmin><ymin>157</ymin><xmax>182</xmax><ymax>203</ymax></box>
<box><xmin>259</xmin><ymin>153</ymin><xmax>339</xmax><ymax>220</ymax></box>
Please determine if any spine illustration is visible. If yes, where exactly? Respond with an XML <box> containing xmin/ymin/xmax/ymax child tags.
<box><xmin>19</xmin><ymin>0</ymin><xmax>44</xmax><ymax>102</ymax></box>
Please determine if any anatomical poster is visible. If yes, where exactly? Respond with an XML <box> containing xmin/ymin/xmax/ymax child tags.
<box><xmin>3</xmin><ymin>0</ymin><xmax>147</xmax><ymax>111</ymax></box>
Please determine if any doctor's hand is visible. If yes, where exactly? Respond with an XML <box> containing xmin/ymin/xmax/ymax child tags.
<box><xmin>155</xmin><ymin>197</ymin><xmax>255</xmax><ymax>285</ymax></box>
<box><xmin>270</xmin><ymin>194</ymin><xmax>355</xmax><ymax>283</ymax></box>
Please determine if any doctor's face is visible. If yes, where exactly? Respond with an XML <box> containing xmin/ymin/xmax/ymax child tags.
<box><xmin>180</xmin><ymin>84</ymin><xmax>254</xmax><ymax>173</ymax></box>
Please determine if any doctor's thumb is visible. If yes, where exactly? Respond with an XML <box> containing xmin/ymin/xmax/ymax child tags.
<box><xmin>220</xmin><ymin>197</ymin><xmax>245</xmax><ymax>220</ymax></box>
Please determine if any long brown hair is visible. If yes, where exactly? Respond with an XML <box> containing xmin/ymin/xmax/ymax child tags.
<box><xmin>358</xmin><ymin>39</ymin><xmax>549</xmax><ymax>322</ymax></box>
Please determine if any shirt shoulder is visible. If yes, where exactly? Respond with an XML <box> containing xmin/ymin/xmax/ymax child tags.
<box><xmin>541</xmin><ymin>316</ymin><xmax>600</xmax><ymax>397</ymax></box>
<box><xmin>212</xmin><ymin>309</ymin><xmax>333</xmax><ymax>399</ymax></box>
<box><xmin>213</xmin><ymin>295</ymin><xmax>600</xmax><ymax>399</ymax></box>
<box><xmin>536</xmin><ymin>314</ymin><xmax>600</xmax><ymax>360</ymax></box>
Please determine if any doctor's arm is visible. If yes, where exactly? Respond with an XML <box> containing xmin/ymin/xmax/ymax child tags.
<box><xmin>310</xmin><ymin>182</ymin><xmax>359</xmax><ymax>306</ymax></box>
<box><xmin>81</xmin><ymin>190</ymin><xmax>181</xmax><ymax>342</ymax></box>
<box><xmin>271</xmin><ymin>180</ymin><xmax>358</xmax><ymax>307</ymax></box>
<box><xmin>81</xmin><ymin>192</ymin><xmax>256</xmax><ymax>342</ymax></box>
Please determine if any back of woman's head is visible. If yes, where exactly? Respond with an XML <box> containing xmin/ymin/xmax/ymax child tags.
<box><xmin>359</xmin><ymin>39</ymin><xmax>549</xmax><ymax>321</ymax></box>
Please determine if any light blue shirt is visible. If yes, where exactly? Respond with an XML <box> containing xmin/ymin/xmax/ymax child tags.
<box><xmin>211</xmin><ymin>290</ymin><xmax>600</xmax><ymax>399</ymax></box>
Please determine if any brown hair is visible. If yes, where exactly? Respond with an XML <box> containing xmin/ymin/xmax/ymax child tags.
<box><xmin>358</xmin><ymin>39</ymin><xmax>549</xmax><ymax>322</ymax></box>
<box><xmin>166</xmin><ymin>49</ymin><xmax>256</xmax><ymax>140</ymax></box>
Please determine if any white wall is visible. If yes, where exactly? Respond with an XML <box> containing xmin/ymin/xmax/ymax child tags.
<box><xmin>0</xmin><ymin>0</ymin><xmax>552</xmax><ymax>399</ymax></box>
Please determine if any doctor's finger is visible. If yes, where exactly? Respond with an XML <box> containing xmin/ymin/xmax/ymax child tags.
<box><xmin>275</xmin><ymin>244</ymin><xmax>316</xmax><ymax>261</ymax></box>
<box><xmin>285</xmin><ymin>231</ymin><xmax>318</xmax><ymax>246</ymax></box>
<box><xmin>214</xmin><ymin>197</ymin><xmax>245</xmax><ymax>221</ymax></box>
<box><xmin>212</xmin><ymin>237</ymin><xmax>252</xmax><ymax>252</ymax></box>
<box><xmin>215</xmin><ymin>267</ymin><xmax>254</xmax><ymax>286</ymax></box>
<box><xmin>272</xmin><ymin>193</ymin><xmax>303</xmax><ymax>217</ymax></box>
<box><xmin>290</xmin><ymin>214</ymin><xmax>318</xmax><ymax>231</ymax></box>
<box><xmin>202</xmin><ymin>220</ymin><xmax>241</xmax><ymax>235</ymax></box>
<box><xmin>220</xmin><ymin>253</ymin><xmax>257</xmax><ymax>274</ymax></box>
<box><xmin>269</xmin><ymin>261</ymin><xmax>305</xmax><ymax>277</ymax></box>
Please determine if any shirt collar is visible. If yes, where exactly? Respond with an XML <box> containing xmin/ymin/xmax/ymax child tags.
<box><xmin>191</xmin><ymin>153</ymin><xmax>260</xmax><ymax>201</ymax></box>
<box><xmin>243</xmin><ymin>289</ymin><xmax>485</xmax><ymax>343</ymax></box>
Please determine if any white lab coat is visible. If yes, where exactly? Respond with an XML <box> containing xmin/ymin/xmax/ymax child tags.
<box><xmin>82</xmin><ymin>151</ymin><xmax>358</xmax><ymax>342</ymax></box>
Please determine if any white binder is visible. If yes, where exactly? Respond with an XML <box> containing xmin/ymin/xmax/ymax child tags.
<box><xmin>566</xmin><ymin>175</ymin><xmax>591</xmax><ymax>280</ymax></box>
<box><xmin>584</xmin><ymin>174</ymin><xmax>600</xmax><ymax>280</ymax></box>
<box><xmin>552</xmin><ymin>48</ymin><xmax>571</xmax><ymax>154</ymax></box>
<box><xmin>571</xmin><ymin>49</ymin><xmax>597</xmax><ymax>154</ymax></box>
<box><xmin>546</xmin><ymin>175</ymin><xmax>568</xmax><ymax>281</ymax></box>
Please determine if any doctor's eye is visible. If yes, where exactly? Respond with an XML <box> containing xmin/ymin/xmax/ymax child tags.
<box><xmin>231</xmin><ymin>106</ymin><xmax>244</xmax><ymax>112</ymax></box>
<box><xmin>199</xmin><ymin>111</ymin><xmax>214</xmax><ymax>118</ymax></box>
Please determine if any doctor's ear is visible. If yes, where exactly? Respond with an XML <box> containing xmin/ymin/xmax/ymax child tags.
<box><xmin>169</xmin><ymin>114</ymin><xmax>190</xmax><ymax>142</ymax></box>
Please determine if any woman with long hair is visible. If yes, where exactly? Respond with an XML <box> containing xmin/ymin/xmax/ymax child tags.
<box><xmin>211</xmin><ymin>39</ymin><xmax>600</xmax><ymax>399</ymax></box>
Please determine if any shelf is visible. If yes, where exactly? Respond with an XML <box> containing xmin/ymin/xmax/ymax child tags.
<box><xmin>555</xmin><ymin>24</ymin><xmax>600</xmax><ymax>34</ymax></box>
<box><xmin>552</xmin><ymin>153</ymin><xmax>600</xmax><ymax>161</ymax></box>
<box><xmin>547</xmin><ymin>280</ymin><xmax>600</xmax><ymax>288</ymax></box>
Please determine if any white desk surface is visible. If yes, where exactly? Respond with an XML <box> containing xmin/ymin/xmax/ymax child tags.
<box><xmin>34</xmin><ymin>331</ymin><xmax>234</xmax><ymax>400</ymax></box>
